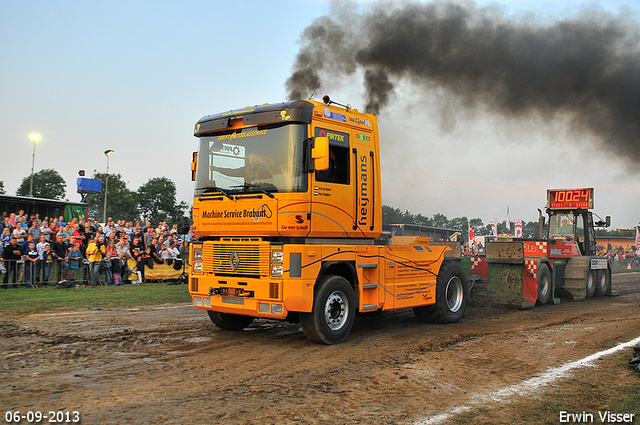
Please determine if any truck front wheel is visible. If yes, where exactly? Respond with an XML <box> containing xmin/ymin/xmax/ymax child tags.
<box><xmin>207</xmin><ymin>310</ymin><xmax>255</xmax><ymax>331</ymax></box>
<box><xmin>415</xmin><ymin>260</ymin><xmax>468</xmax><ymax>324</ymax></box>
<box><xmin>300</xmin><ymin>275</ymin><xmax>356</xmax><ymax>344</ymax></box>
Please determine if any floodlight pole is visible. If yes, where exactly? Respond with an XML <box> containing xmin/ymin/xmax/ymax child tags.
<box><xmin>103</xmin><ymin>149</ymin><xmax>114</xmax><ymax>223</ymax></box>
<box><xmin>29</xmin><ymin>134</ymin><xmax>41</xmax><ymax>197</ymax></box>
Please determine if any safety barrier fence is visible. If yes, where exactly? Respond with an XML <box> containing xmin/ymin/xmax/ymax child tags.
<box><xmin>1</xmin><ymin>258</ymin><xmax>186</xmax><ymax>288</ymax></box>
<box><xmin>1</xmin><ymin>259</ymin><xmax>91</xmax><ymax>288</ymax></box>
<box><xmin>0</xmin><ymin>260</ymin><xmax>114</xmax><ymax>289</ymax></box>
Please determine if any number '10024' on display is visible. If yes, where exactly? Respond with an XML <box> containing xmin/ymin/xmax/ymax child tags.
<box><xmin>547</xmin><ymin>188</ymin><xmax>594</xmax><ymax>210</ymax></box>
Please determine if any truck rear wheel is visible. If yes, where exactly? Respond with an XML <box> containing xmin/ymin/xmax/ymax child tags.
<box><xmin>207</xmin><ymin>310</ymin><xmax>255</xmax><ymax>331</ymax></box>
<box><xmin>585</xmin><ymin>268</ymin><xmax>596</xmax><ymax>298</ymax></box>
<box><xmin>594</xmin><ymin>268</ymin><xmax>611</xmax><ymax>297</ymax></box>
<box><xmin>300</xmin><ymin>275</ymin><xmax>356</xmax><ymax>344</ymax></box>
<box><xmin>414</xmin><ymin>260</ymin><xmax>468</xmax><ymax>324</ymax></box>
<box><xmin>536</xmin><ymin>263</ymin><xmax>551</xmax><ymax>306</ymax></box>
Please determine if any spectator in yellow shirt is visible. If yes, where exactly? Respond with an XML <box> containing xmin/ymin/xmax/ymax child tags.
<box><xmin>86</xmin><ymin>235</ymin><xmax>106</xmax><ymax>287</ymax></box>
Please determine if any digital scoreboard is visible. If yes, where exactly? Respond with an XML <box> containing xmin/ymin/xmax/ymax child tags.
<box><xmin>547</xmin><ymin>188</ymin><xmax>594</xmax><ymax>210</ymax></box>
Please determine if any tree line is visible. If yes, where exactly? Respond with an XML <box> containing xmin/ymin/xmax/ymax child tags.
<box><xmin>3</xmin><ymin>170</ymin><xmax>188</xmax><ymax>224</ymax></box>
<box><xmin>382</xmin><ymin>205</ymin><xmax>636</xmax><ymax>238</ymax></box>
<box><xmin>382</xmin><ymin>205</ymin><xmax>541</xmax><ymax>238</ymax></box>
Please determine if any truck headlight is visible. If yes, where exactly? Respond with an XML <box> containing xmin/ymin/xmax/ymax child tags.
<box><xmin>193</xmin><ymin>262</ymin><xmax>203</xmax><ymax>273</ymax></box>
<box><xmin>271</xmin><ymin>264</ymin><xmax>283</xmax><ymax>277</ymax></box>
<box><xmin>193</xmin><ymin>249</ymin><xmax>203</xmax><ymax>261</ymax></box>
<box><xmin>271</xmin><ymin>250</ymin><xmax>283</xmax><ymax>264</ymax></box>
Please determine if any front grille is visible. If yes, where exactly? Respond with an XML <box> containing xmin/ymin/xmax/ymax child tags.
<box><xmin>203</xmin><ymin>240</ymin><xmax>269</xmax><ymax>276</ymax></box>
<box><xmin>190</xmin><ymin>277</ymin><xmax>199</xmax><ymax>293</ymax></box>
<box><xmin>269</xmin><ymin>282</ymin><xmax>279</xmax><ymax>299</ymax></box>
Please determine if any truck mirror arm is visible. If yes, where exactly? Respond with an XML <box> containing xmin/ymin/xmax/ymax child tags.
<box><xmin>593</xmin><ymin>213</ymin><xmax>611</xmax><ymax>228</ymax></box>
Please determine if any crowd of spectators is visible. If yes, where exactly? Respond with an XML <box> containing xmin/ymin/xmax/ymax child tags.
<box><xmin>599</xmin><ymin>246</ymin><xmax>639</xmax><ymax>268</ymax></box>
<box><xmin>0</xmin><ymin>210</ymin><xmax>193</xmax><ymax>288</ymax></box>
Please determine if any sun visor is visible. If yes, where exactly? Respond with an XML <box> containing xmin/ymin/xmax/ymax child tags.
<box><xmin>194</xmin><ymin>117</ymin><xmax>229</xmax><ymax>136</ymax></box>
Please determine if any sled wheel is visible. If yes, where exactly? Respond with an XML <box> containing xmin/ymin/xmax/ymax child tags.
<box><xmin>536</xmin><ymin>263</ymin><xmax>551</xmax><ymax>306</ymax></box>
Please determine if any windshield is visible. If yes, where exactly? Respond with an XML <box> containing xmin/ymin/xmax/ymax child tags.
<box><xmin>195</xmin><ymin>123</ymin><xmax>307</xmax><ymax>196</ymax></box>
<box><xmin>549</xmin><ymin>213</ymin><xmax>575</xmax><ymax>238</ymax></box>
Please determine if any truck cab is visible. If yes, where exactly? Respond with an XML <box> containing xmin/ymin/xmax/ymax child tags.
<box><xmin>191</xmin><ymin>99</ymin><xmax>381</xmax><ymax>240</ymax></box>
<box><xmin>543</xmin><ymin>188</ymin><xmax>612</xmax><ymax>300</ymax></box>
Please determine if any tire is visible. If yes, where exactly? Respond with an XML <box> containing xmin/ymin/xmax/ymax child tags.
<box><xmin>536</xmin><ymin>263</ymin><xmax>551</xmax><ymax>306</ymax></box>
<box><xmin>207</xmin><ymin>310</ymin><xmax>254</xmax><ymax>331</ymax></box>
<box><xmin>415</xmin><ymin>260</ymin><xmax>468</xmax><ymax>324</ymax></box>
<box><xmin>594</xmin><ymin>267</ymin><xmax>611</xmax><ymax>297</ymax></box>
<box><xmin>300</xmin><ymin>275</ymin><xmax>356</xmax><ymax>344</ymax></box>
<box><xmin>585</xmin><ymin>268</ymin><xmax>596</xmax><ymax>299</ymax></box>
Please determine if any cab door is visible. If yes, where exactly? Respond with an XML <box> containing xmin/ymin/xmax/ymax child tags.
<box><xmin>310</xmin><ymin>126</ymin><xmax>356</xmax><ymax>238</ymax></box>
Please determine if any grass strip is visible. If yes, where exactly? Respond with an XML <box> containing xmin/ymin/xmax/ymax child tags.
<box><xmin>454</xmin><ymin>351</ymin><xmax>640</xmax><ymax>424</ymax></box>
<box><xmin>0</xmin><ymin>284</ymin><xmax>191</xmax><ymax>316</ymax></box>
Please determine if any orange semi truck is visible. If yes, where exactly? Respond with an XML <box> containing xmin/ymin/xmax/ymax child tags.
<box><xmin>185</xmin><ymin>97</ymin><xmax>468</xmax><ymax>344</ymax></box>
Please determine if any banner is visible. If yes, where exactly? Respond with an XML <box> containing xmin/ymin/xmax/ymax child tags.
<box><xmin>490</xmin><ymin>220</ymin><xmax>498</xmax><ymax>238</ymax></box>
<box><xmin>515</xmin><ymin>220</ymin><xmax>523</xmax><ymax>238</ymax></box>
<box><xmin>636</xmin><ymin>227</ymin><xmax>640</xmax><ymax>252</ymax></box>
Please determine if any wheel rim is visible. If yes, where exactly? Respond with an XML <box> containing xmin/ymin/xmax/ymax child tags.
<box><xmin>324</xmin><ymin>290</ymin><xmax>348</xmax><ymax>331</ymax></box>
<box><xmin>445</xmin><ymin>276</ymin><xmax>464</xmax><ymax>313</ymax></box>
<box><xmin>587</xmin><ymin>271</ymin><xmax>594</xmax><ymax>291</ymax></box>
<box><xmin>540</xmin><ymin>270</ymin><xmax>549</xmax><ymax>295</ymax></box>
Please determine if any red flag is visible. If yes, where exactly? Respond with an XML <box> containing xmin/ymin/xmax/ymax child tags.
<box><xmin>468</xmin><ymin>223</ymin><xmax>475</xmax><ymax>243</ymax></box>
<box><xmin>636</xmin><ymin>227</ymin><xmax>640</xmax><ymax>252</ymax></box>
<box><xmin>490</xmin><ymin>220</ymin><xmax>498</xmax><ymax>238</ymax></box>
<box><xmin>515</xmin><ymin>220</ymin><xmax>523</xmax><ymax>238</ymax></box>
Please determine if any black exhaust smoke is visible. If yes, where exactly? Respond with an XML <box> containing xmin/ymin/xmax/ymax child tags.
<box><xmin>286</xmin><ymin>2</ymin><xmax>640</xmax><ymax>169</ymax></box>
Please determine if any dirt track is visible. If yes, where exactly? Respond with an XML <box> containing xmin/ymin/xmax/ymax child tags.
<box><xmin>1</xmin><ymin>273</ymin><xmax>639</xmax><ymax>425</ymax></box>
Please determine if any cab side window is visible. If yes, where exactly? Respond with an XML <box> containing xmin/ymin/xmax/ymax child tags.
<box><xmin>314</xmin><ymin>128</ymin><xmax>349</xmax><ymax>185</ymax></box>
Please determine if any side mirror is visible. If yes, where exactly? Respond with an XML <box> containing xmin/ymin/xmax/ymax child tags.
<box><xmin>177</xmin><ymin>216</ymin><xmax>192</xmax><ymax>235</ymax></box>
<box><xmin>191</xmin><ymin>152</ymin><xmax>198</xmax><ymax>181</ymax></box>
<box><xmin>312</xmin><ymin>137</ymin><xmax>329</xmax><ymax>171</ymax></box>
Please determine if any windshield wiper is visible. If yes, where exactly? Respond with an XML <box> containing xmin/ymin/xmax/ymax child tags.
<box><xmin>198</xmin><ymin>186</ymin><xmax>234</xmax><ymax>200</ymax></box>
<box><xmin>231</xmin><ymin>183</ymin><xmax>275</xmax><ymax>199</ymax></box>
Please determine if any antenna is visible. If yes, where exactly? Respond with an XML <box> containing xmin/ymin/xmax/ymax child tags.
<box><xmin>308</xmin><ymin>83</ymin><xmax>321</xmax><ymax>100</ymax></box>
<box><xmin>322</xmin><ymin>95</ymin><xmax>351</xmax><ymax>111</ymax></box>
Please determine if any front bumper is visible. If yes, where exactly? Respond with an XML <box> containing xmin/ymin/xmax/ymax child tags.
<box><xmin>190</xmin><ymin>276</ymin><xmax>288</xmax><ymax>319</ymax></box>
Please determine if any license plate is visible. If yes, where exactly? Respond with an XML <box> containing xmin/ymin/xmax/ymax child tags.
<box><xmin>219</xmin><ymin>287</ymin><xmax>253</xmax><ymax>297</ymax></box>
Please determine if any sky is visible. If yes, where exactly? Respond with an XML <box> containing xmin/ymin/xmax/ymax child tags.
<box><xmin>1</xmin><ymin>0</ymin><xmax>638</xmax><ymax>228</ymax></box>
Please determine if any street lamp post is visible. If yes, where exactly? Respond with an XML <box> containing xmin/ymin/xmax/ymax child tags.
<box><xmin>29</xmin><ymin>134</ymin><xmax>41</xmax><ymax>197</ymax></box>
<box><xmin>103</xmin><ymin>149</ymin><xmax>114</xmax><ymax>223</ymax></box>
